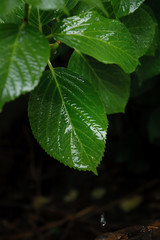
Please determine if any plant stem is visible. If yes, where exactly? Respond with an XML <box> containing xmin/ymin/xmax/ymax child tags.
<box><xmin>37</xmin><ymin>9</ymin><xmax>43</xmax><ymax>32</ymax></box>
<box><xmin>50</xmin><ymin>41</ymin><xmax>61</xmax><ymax>51</ymax></box>
<box><xmin>46</xmin><ymin>33</ymin><xmax>53</xmax><ymax>40</ymax></box>
<box><xmin>104</xmin><ymin>9</ymin><xmax>109</xmax><ymax>18</ymax></box>
<box><xmin>48</xmin><ymin>60</ymin><xmax>56</xmax><ymax>79</ymax></box>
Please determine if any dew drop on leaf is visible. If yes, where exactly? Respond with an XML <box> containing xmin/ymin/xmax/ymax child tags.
<box><xmin>100</xmin><ymin>213</ymin><xmax>106</xmax><ymax>227</ymax></box>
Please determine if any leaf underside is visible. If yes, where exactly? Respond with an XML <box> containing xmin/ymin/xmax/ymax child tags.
<box><xmin>68</xmin><ymin>51</ymin><xmax>130</xmax><ymax>114</ymax></box>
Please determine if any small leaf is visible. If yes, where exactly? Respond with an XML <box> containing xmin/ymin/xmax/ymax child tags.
<box><xmin>110</xmin><ymin>0</ymin><xmax>145</xmax><ymax>18</ymax></box>
<box><xmin>143</xmin><ymin>5</ymin><xmax>160</xmax><ymax>56</ymax></box>
<box><xmin>53</xmin><ymin>11</ymin><xmax>139</xmax><ymax>73</ymax></box>
<box><xmin>0</xmin><ymin>23</ymin><xmax>50</xmax><ymax>110</ymax></box>
<box><xmin>146</xmin><ymin>26</ymin><xmax>160</xmax><ymax>56</ymax></box>
<box><xmin>66</xmin><ymin>0</ymin><xmax>79</xmax><ymax>10</ymax></box>
<box><xmin>73</xmin><ymin>1</ymin><xmax>113</xmax><ymax>16</ymax></box>
<box><xmin>68</xmin><ymin>51</ymin><xmax>130</xmax><ymax>114</ymax></box>
<box><xmin>136</xmin><ymin>51</ymin><xmax>160</xmax><ymax>83</ymax></box>
<box><xmin>28</xmin><ymin>68</ymin><xmax>108</xmax><ymax>174</ymax></box>
<box><xmin>80</xmin><ymin>0</ymin><xmax>109</xmax><ymax>17</ymax></box>
<box><xmin>27</xmin><ymin>0</ymin><xmax>69</xmax><ymax>15</ymax></box>
<box><xmin>121</xmin><ymin>7</ymin><xmax>157</xmax><ymax>57</ymax></box>
<box><xmin>0</xmin><ymin>0</ymin><xmax>18</xmax><ymax>16</ymax></box>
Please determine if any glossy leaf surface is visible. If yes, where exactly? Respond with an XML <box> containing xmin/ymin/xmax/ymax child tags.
<box><xmin>0</xmin><ymin>0</ymin><xmax>18</xmax><ymax>16</ymax></box>
<box><xmin>68</xmin><ymin>51</ymin><xmax>130</xmax><ymax>114</ymax></box>
<box><xmin>0</xmin><ymin>23</ymin><xmax>50</xmax><ymax>110</ymax></box>
<box><xmin>111</xmin><ymin>0</ymin><xmax>145</xmax><ymax>18</ymax></box>
<box><xmin>53</xmin><ymin>11</ymin><xmax>139</xmax><ymax>73</ymax></box>
<box><xmin>121</xmin><ymin>7</ymin><xmax>156</xmax><ymax>57</ymax></box>
<box><xmin>28</xmin><ymin>68</ymin><xmax>108</xmax><ymax>174</ymax></box>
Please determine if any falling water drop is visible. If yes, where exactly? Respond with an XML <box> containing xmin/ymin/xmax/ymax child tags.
<box><xmin>100</xmin><ymin>213</ymin><xmax>106</xmax><ymax>227</ymax></box>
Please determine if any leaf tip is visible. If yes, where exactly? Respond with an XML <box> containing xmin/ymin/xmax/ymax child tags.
<box><xmin>92</xmin><ymin>167</ymin><xmax>98</xmax><ymax>176</ymax></box>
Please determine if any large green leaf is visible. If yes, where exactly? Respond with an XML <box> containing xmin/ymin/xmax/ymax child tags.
<box><xmin>110</xmin><ymin>0</ymin><xmax>145</xmax><ymax>18</ymax></box>
<box><xmin>28</xmin><ymin>68</ymin><xmax>108</xmax><ymax>174</ymax></box>
<box><xmin>121</xmin><ymin>7</ymin><xmax>157</xmax><ymax>57</ymax></box>
<box><xmin>27</xmin><ymin>0</ymin><xmax>69</xmax><ymax>15</ymax></box>
<box><xmin>0</xmin><ymin>0</ymin><xmax>18</xmax><ymax>16</ymax></box>
<box><xmin>0</xmin><ymin>23</ymin><xmax>50</xmax><ymax>111</ymax></box>
<box><xmin>53</xmin><ymin>11</ymin><xmax>139</xmax><ymax>73</ymax></box>
<box><xmin>68</xmin><ymin>51</ymin><xmax>130</xmax><ymax>114</ymax></box>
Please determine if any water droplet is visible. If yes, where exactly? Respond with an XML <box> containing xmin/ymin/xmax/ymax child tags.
<box><xmin>100</xmin><ymin>213</ymin><xmax>106</xmax><ymax>227</ymax></box>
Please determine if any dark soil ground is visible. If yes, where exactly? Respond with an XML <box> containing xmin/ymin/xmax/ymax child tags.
<box><xmin>0</xmin><ymin>94</ymin><xmax>160</xmax><ymax>240</ymax></box>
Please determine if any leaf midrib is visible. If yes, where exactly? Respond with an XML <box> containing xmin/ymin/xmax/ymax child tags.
<box><xmin>55</xmin><ymin>32</ymin><xmax>137</xmax><ymax>64</ymax></box>
<box><xmin>76</xmin><ymin>51</ymin><xmax>106</xmax><ymax>89</ymax></box>
<box><xmin>76</xmin><ymin>50</ymin><xmax>123</xmax><ymax>96</ymax></box>
<box><xmin>48</xmin><ymin>63</ymin><xmax>94</xmax><ymax>167</ymax></box>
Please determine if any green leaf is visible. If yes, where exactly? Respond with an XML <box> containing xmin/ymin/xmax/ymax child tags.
<box><xmin>68</xmin><ymin>51</ymin><xmax>130</xmax><ymax>114</ymax></box>
<box><xmin>110</xmin><ymin>0</ymin><xmax>145</xmax><ymax>18</ymax></box>
<box><xmin>0</xmin><ymin>3</ymin><xmax>59</xmax><ymax>28</ymax></box>
<box><xmin>121</xmin><ymin>7</ymin><xmax>157</xmax><ymax>57</ymax></box>
<box><xmin>0</xmin><ymin>23</ymin><xmax>50</xmax><ymax>111</ymax></box>
<box><xmin>72</xmin><ymin>1</ymin><xmax>95</xmax><ymax>15</ymax></box>
<box><xmin>53</xmin><ymin>11</ymin><xmax>139</xmax><ymax>73</ymax></box>
<box><xmin>29</xmin><ymin>9</ymin><xmax>58</xmax><ymax>28</ymax></box>
<box><xmin>28</xmin><ymin>68</ymin><xmax>108</xmax><ymax>174</ymax></box>
<box><xmin>66</xmin><ymin>0</ymin><xmax>79</xmax><ymax>10</ymax></box>
<box><xmin>0</xmin><ymin>0</ymin><xmax>18</xmax><ymax>16</ymax></box>
<box><xmin>146</xmin><ymin>25</ymin><xmax>159</xmax><ymax>56</ymax></box>
<box><xmin>0</xmin><ymin>1</ymin><xmax>24</xmax><ymax>25</ymax></box>
<box><xmin>135</xmin><ymin>52</ymin><xmax>160</xmax><ymax>83</ymax></box>
<box><xmin>80</xmin><ymin>0</ymin><xmax>109</xmax><ymax>17</ymax></box>
<box><xmin>27</xmin><ymin>0</ymin><xmax>69</xmax><ymax>15</ymax></box>
<box><xmin>142</xmin><ymin>5</ymin><xmax>160</xmax><ymax>56</ymax></box>
<box><xmin>72</xmin><ymin>1</ymin><xmax>113</xmax><ymax>17</ymax></box>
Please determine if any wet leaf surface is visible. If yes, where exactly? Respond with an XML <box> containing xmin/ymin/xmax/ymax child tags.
<box><xmin>53</xmin><ymin>11</ymin><xmax>139</xmax><ymax>73</ymax></box>
<box><xmin>28</xmin><ymin>68</ymin><xmax>108</xmax><ymax>173</ymax></box>
<box><xmin>110</xmin><ymin>0</ymin><xmax>145</xmax><ymax>18</ymax></box>
<box><xmin>0</xmin><ymin>23</ymin><xmax>50</xmax><ymax>111</ymax></box>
